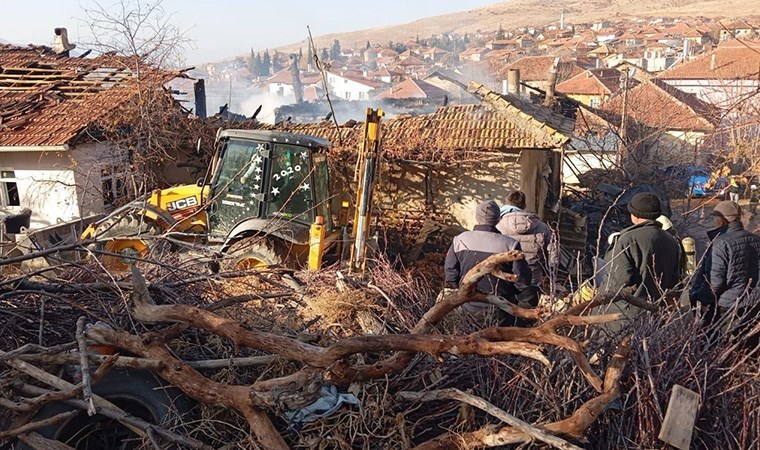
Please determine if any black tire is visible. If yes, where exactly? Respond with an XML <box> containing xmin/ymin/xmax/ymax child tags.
<box><xmin>224</xmin><ymin>236</ymin><xmax>292</xmax><ymax>271</ymax></box>
<box><xmin>22</xmin><ymin>368</ymin><xmax>195</xmax><ymax>450</ymax></box>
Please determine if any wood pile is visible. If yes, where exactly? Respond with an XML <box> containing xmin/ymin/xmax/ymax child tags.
<box><xmin>0</xmin><ymin>245</ymin><xmax>757</xmax><ymax>449</ymax></box>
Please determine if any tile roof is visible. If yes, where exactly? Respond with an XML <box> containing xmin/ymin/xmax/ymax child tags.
<box><xmin>557</xmin><ymin>68</ymin><xmax>628</xmax><ymax>96</ymax></box>
<box><xmin>0</xmin><ymin>44</ymin><xmax>182</xmax><ymax>148</ymax></box>
<box><xmin>258</xmin><ymin>85</ymin><xmax>573</xmax><ymax>160</ymax></box>
<box><xmin>601</xmin><ymin>78</ymin><xmax>721</xmax><ymax>131</ymax></box>
<box><xmin>656</xmin><ymin>40</ymin><xmax>760</xmax><ymax>80</ymax></box>
<box><xmin>504</xmin><ymin>56</ymin><xmax>585</xmax><ymax>82</ymax></box>
<box><xmin>375</xmin><ymin>78</ymin><xmax>448</xmax><ymax>100</ymax></box>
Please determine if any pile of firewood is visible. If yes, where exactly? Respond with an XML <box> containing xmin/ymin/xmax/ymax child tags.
<box><xmin>0</xmin><ymin>247</ymin><xmax>757</xmax><ymax>449</ymax></box>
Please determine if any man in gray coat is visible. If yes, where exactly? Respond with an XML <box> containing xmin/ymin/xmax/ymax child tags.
<box><xmin>445</xmin><ymin>200</ymin><xmax>531</xmax><ymax>328</ymax></box>
<box><xmin>497</xmin><ymin>190</ymin><xmax>555</xmax><ymax>289</ymax></box>
<box><xmin>601</xmin><ymin>193</ymin><xmax>681</xmax><ymax>303</ymax></box>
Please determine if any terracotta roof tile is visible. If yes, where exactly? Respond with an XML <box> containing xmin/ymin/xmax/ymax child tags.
<box><xmin>602</xmin><ymin>78</ymin><xmax>720</xmax><ymax>131</ymax></box>
<box><xmin>656</xmin><ymin>40</ymin><xmax>760</xmax><ymax>80</ymax></box>
<box><xmin>0</xmin><ymin>44</ymin><xmax>182</xmax><ymax>148</ymax></box>
<box><xmin>257</xmin><ymin>85</ymin><xmax>573</xmax><ymax>160</ymax></box>
<box><xmin>504</xmin><ymin>56</ymin><xmax>585</xmax><ymax>82</ymax></box>
<box><xmin>557</xmin><ymin>68</ymin><xmax>628</xmax><ymax>95</ymax></box>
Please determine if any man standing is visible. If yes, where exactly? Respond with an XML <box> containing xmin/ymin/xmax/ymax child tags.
<box><xmin>496</xmin><ymin>190</ymin><xmax>555</xmax><ymax>288</ymax></box>
<box><xmin>445</xmin><ymin>200</ymin><xmax>531</xmax><ymax>328</ymax></box>
<box><xmin>601</xmin><ymin>192</ymin><xmax>681</xmax><ymax>306</ymax></box>
<box><xmin>707</xmin><ymin>201</ymin><xmax>760</xmax><ymax>324</ymax></box>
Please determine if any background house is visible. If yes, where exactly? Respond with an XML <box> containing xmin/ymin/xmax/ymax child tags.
<box><xmin>0</xmin><ymin>42</ymin><xmax>185</xmax><ymax>229</ymax></box>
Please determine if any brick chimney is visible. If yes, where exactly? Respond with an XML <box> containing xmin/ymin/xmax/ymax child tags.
<box><xmin>53</xmin><ymin>27</ymin><xmax>76</xmax><ymax>56</ymax></box>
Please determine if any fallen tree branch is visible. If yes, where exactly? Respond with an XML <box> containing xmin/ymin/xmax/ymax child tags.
<box><xmin>412</xmin><ymin>337</ymin><xmax>632</xmax><ymax>449</ymax></box>
<box><xmin>75</xmin><ymin>316</ymin><xmax>96</xmax><ymax>416</ymax></box>
<box><xmin>0</xmin><ymin>411</ymin><xmax>78</xmax><ymax>440</ymax></box>
<box><xmin>398</xmin><ymin>389</ymin><xmax>584</xmax><ymax>450</ymax></box>
<box><xmin>16</xmin><ymin>432</ymin><xmax>76</xmax><ymax>450</ymax></box>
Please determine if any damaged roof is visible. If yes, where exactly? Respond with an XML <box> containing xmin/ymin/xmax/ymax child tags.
<box><xmin>260</xmin><ymin>84</ymin><xmax>573</xmax><ymax>160</ymax></box>
<box><xmin>0</xmin><ymin>44</ymin><xmax>183</xmax><ymax>148</ymax></box>
<box><xmin>602</xmin><ymin>78</ymin><xmax>721</xmax><ymax>132</ymax></box>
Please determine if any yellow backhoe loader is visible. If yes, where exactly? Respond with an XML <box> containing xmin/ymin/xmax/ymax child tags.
<box><xmin>82</xmin><ymin>110</ymin><xmax>384</xmax><ymax>272</ymax></box>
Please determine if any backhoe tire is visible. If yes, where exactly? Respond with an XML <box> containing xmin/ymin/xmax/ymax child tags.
<box><xmin>89</xmin><ymin>213</ymin><xmax>160</xmax><ymax>271</ymax></box>
<box><xmin>224</xmin><ymin>236</ymin><xmax>293</xmax><ymax>271</ymax></box>
<box><xmin>21</xmin><ymin>368</ymin><xmax>195</xmax><ymax>450</ymax></box>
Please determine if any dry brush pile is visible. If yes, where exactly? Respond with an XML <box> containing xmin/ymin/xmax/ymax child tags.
<box><xmin>0</xmin><ymin>247</ymin><xmax>758</xmax><ymax>449</ymax></box>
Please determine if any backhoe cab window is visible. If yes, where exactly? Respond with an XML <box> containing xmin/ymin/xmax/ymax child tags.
<box><xmin>266</xmin><ymin>145</ymin><xmax>314</xmax><ymax>223</ymax></box>
<box><xmin>210</xmin><ymin>140</ymin><xmax>264</xmax><ymax>233</ymax></box>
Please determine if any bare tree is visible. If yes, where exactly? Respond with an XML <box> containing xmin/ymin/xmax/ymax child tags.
<box><xmin>79</xmin><ymin>0</ymin><xmax>191</xmax><ymax>69</ymax></box>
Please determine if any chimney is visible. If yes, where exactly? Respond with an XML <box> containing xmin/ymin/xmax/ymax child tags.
<box><xmin>560</xmin><ymin>9</ymin><xmax>565</xmax><ymax>30</ymax></box>
<box><xmin>289</xmin><ymin>54</ymin><xmax>304</xmax><ymax>104</ymax></box>
<box><xmin>682</xmin><ymin>39</ymin><xmax>690</xmax><ymax>61</ymax></box>
<box><xmin>710</xmin><ymin>53</ymin><xmax>716</xmax><ymax>70</ymax></box>
<box><xmin>194</xmin><ymin>79</ymin><xmax>207</xmax><ymax>119</ymax></box>
<box><xmin>544</xmin><ymin>57</ymin><xmax>560</xmax><ymax>107</ymax></box>
<box><xmin>507</xmin><ymin>69</ymin><xmax>520</xmax><ymax>95</ymax></box>
<box><xmin>53</xmin><ymin>27</ymin><xmax>76</xmax><ymax>56</ymax></box>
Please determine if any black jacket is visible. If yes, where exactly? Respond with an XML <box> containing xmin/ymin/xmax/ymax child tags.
<box><xmin>689</xmin><ymin>225</ymin><xmax>727</xmax><ymax>307</ymax></box>
<box><xmin>444</xmin><ymin>225</ymin><xmax>531</xmax><ymax>299</ymax></box>
<box><xmin>709</xmin><ymin>221</ymin><xmax>760</xmax><ymax>308</ymax></box>
<box><xmin>601</xmin><ymin>220</ymin><xmax>681</xmax><ymax>300</ymax></box>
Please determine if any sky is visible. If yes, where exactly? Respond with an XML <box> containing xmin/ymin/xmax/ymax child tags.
<box><xmin>0</xmin><ymin>0</ymin><xmax>499</xmax><ymax>65</ymax></box>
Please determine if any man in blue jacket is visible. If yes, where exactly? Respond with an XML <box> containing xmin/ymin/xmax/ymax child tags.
<box><xmin>445</xmin><ymin>200</ymin><xmax>531</xmax><ymax>328</ymax></box>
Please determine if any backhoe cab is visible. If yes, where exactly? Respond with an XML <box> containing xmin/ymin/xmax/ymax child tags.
<box><xmin>82</xmin><ymin>129</ymin><xmax>339</xmax><ymax>270</ymax></box>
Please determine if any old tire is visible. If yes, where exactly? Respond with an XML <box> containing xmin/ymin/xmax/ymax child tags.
<box><xmin>23</xmin><ymin>368</ymin><xmax>195</xmax><ymax>450</ymax></box>
<box><xmin>89</xmin><ymin>213</ymin><xmax>160</xmax><ymax>271</ymax></box>
<box><xmin>224</xmin><ymin>237</ymin><xmax>292</xmax><ymax>271</ymax></box>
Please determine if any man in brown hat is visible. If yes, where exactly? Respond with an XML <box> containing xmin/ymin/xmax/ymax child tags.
<box><xmin>601</xmin><ymin>192</ymin><xmax>681</xmax><ymax>302</ymax></box>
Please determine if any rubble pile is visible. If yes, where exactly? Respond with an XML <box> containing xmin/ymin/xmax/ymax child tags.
<box><xmin>0</xmin><ymin>245</ymin><xmax>757</xmax><ymax>449</ymax></box>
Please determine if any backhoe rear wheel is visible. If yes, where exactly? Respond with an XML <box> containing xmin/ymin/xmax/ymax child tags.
<box><xmin>224</xmin><ymin>237</ymin><xmax>292</xmax><ymax>271</ymax></box>
<box><xmin>90</xmin><ymin>213</ymin><xmax>160</xmax><ymax>271</ymax></box>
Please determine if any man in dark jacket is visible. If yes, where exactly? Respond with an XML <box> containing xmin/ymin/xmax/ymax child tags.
<box><xmin>601</xmin><ymin>193</ymin><xmax>681</xmax><ymax>302</ymax></box>
<box><xmin>707</xmin><ymin>201</ymin><xmax>760</xmax><ymax>316</ymax></box>
<box><xmin>689</xmin><ymin>210</ymin><xmax>729</xmax><ymax>324</ymax></box>
<box><xmin>445</xmin><ymin>200</ymin><xmax>531</xmax><ymax>328</ymax></box>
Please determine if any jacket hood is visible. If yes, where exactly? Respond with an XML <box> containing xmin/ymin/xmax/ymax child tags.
<box><xmin>497</xmin><ymin>210</ymin><xmax>542</xmax><ymax>235</ymax></box>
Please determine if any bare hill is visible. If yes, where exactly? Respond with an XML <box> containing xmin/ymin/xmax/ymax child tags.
<box><xmin>278</xmin><ymin>0</ymin><xmax>758</xmax><ymax>52</ymax></box>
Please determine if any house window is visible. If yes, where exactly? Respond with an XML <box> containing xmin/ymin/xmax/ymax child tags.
<box><xmin>0</xmin><ymin>170</ymin><xmax>20</xmax><ymax>207</ymax></box>
<box><xmin>345</xmin><ymin>91</ymin><xmax>351</xmax><ymax>99</ymax></box>
<box><xmin>589</xmin><ymin>98</ymin><xmax>601</xmax><ymax>108</ymax></box>
<box><xmin>101</xmin><ymin>165</ymin><xmax>127</xmax><ymax>206</ymax></box>
<box><xmin>359</xmin><ymin>91</ymin><xmax>366</xmax><ymax>100</ymax></box>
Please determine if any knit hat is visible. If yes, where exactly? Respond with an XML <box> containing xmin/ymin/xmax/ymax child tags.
<box><xmin>712</xmin><ymin>200</ymin><xmax>742</xmax><ymax>222</ymax></box>
<box><xmin>476</xmin><ymin>200</ymin><xmax>501</xmax><ymax>226</ymax></box>
<box><xmin>627</xmin><ymin>192</ymin><xmax>662</xmax><ymax>220</ymax></box>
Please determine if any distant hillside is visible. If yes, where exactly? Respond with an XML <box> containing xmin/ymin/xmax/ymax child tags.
<box><xmin>277</xmin><ymin>0</ymin><xmax>758</xmax><ymax>52</ymax></box>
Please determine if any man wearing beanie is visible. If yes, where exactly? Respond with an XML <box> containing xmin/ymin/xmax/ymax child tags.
<box><xmin>703</xmin><ymin>201</ymin><xmax>760</xmax><ymax>333</ymax></box>
<box><xmin>445</xmin><ymin>200</ymin><xmax>531</xmax><ymax>328</ymax></box>
<box><xmin>601</xmin><ymin>192</ymin><xmax>681</xmax><ymax>306</ymax></box>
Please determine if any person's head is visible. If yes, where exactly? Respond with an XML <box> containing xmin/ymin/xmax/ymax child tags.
<box><xmin>505</xmin><ymin>190</ymin><xmax>527</xmax><ymax>210</ymax></box>
<box><xmin>627</xmin><ymin>192</ymin><xmax>662</xmax><ymax>223</ymax></box>
<box><xmin>476</xmin><ymin>200</ymin><xmax>501</xmax><ymax>226</ymax></box>
<box><xmin>712</xmin><ymin>200</ymin><xmax>741</xmax><ymax>227</ymax></box>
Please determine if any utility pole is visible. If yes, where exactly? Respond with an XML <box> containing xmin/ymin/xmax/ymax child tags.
<box><xmin>618</xmin><ymin>70</ymin><xmax>629</xmax><ymax>167</ymax></box>
<box><xmin>289</xmin><ymin>54</ymin><xmax>304</xmax><ymax>104</ymax></box>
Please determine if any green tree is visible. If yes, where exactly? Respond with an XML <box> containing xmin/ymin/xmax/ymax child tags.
<box><xmin>330</xmin><ymin>39</ymin><xmax>341</xmax><ymax>60</ymax></box>
<box><xmin>496</xmin><ymin>24</ymin><xmax>506</xmax><ymax>40</ymax></box>
<box><xmin>307</xmin><ymin>45</ymin><xmax>314</xmax><ymax>69</ymax></box>
<box><xmin>320</xmin><ymin>48</ymin><xmax>329</xmax><ymax>61</ymax></box>
<box><xmin>262</xmin><ymin>49</ymin><xmax>271</xmax><ymax>75</ymax></box>
<box><xmin>248</xmin><ymin>48</ymin><xmax>257</xmax><ymax>74</ymax></box>
<box><xmin>366</xmin><ymin>40</ymin><xmax>371</xmax><ymax>49</ymax></box>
